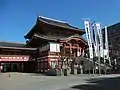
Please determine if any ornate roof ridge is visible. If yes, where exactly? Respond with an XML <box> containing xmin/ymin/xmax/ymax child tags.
<box><xmin>38</xmin><ymin>16</ymin><xmax>67</xmax><ymax>23</ymax></box>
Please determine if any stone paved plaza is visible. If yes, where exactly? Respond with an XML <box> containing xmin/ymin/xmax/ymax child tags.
<box><xmin>0</xmin><ymin>73</ymin><xmax>120</xmax><ymax>90</ymax></box>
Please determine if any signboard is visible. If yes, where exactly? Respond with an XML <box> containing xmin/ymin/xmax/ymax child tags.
<box><xmin>0</xmin><ymin>56</ymin><xmax>29</xmax><ymax>61</ymax></box>
<box><xmin>104</xmin><ymin>26</ymin><xmax>109</xmax><ymax>60</ymax></box>
<box><xmin>39</xmin><ymin>43</ymin><xmax>60</xmax><ymax>52</ymax></box>
<box><xmin>50</xmin><ymin>43</ymin><xmax>60</xmax><ymax>52</ymax></box>
<box><xmin>92</xmin><ymin>23</ymin><xmax>99</xmax><ymax>57</ymax></box>
<box><xmin>96</xmin><ymin>23</ymin><xmax>104</xmax><ymax>57</ymax></box>
<box><xmin>50</xmin><ymin>59</ymin><xmax>58</xmax><ymax>61</ymax></box>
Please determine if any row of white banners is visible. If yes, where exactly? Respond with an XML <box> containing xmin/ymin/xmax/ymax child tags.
<box><xmin>84</xmin><ymin>20</ymin><xmax>107</xmax><ymax>59</ymax></box>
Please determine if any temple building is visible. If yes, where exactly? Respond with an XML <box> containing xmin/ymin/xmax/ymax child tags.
<box><xmin>0</xmin><ymin>41</ymin><xmax>36</xmax><ymax>72</ymax></box>
<box><xmin>0</xmin><ymin>16</ymin><xmax>87</xmax><ymax>74</ymax></box>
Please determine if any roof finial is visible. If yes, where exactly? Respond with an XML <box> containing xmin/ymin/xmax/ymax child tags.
<box><xmin>39</xmin><ymin>16</ymin><xmax>66</xmax><ymax>23</ymax></box>
<box><xmin>37</xmin><ymin>13</ymin><xmax>41</xmax><ymax>19</ymax></box>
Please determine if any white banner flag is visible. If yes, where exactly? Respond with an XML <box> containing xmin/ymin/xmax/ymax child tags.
<box><xmin>96</xmin><ymin>23</ymin><xmax>104</xmax><ymax>58</ymax></box>
<box><xmin>84</xmin><ymin>20</ymin><xmax>93</xmax><ymax>59</ymax></box>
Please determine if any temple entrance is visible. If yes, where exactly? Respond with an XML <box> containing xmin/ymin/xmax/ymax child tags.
<box><xmin>50</xmin><ymin>61</ymin><xmax>57</xmax><ymax>69</ymax></box>
<box><xmin>1</xmin><ymin>62</ymin><xmax>23</xmax><ymax>72</ymax></box>
<box><xmin>1</xmin><ymin>61</ymin><xmax>36</xmax><ymax>73</ymax></box>
<box><xmin>72</xmin><ymin>48</ymin><xmax>77</xmax><ymax>57</ymax></box>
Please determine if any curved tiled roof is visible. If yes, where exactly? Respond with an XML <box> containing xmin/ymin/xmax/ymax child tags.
<box><xmin>26</xmin><ymin>33</ymin><xmax>87</xmax><ymax>46</ymax></box>
<box><xmin>0</xmin><ymin>41</ymin><xmax>36</xmax><ymax>50</ymax></box>
<box><xmin>25</xmin><ymin>16</ymin><xmax>85</xmax><ymax>39</ymax></box>
<box><xmin>0</xmin><ymin>41</ymin><xmax>25</xmax><ymax>47</ymax></box>
<box><xmin>38</xmin><ymin>16</ymin><xmax>85</xmax><ymax>33</ymax></box>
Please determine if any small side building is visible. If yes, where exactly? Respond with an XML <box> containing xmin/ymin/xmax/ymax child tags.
<box><xmin>0</xmin><ymin>41</ymin><xmax>36</xmax><ymax>72</ymax></box>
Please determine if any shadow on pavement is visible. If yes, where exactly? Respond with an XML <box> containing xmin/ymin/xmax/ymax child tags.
<box><xmin>28</xmin><ymin>72</ymin><xmax>57</xmax><ymax>76</ymax></box>
<box><xmin>71</xmin><ymin>75</ymin><xmax>120</xmax><ymax>90</ymax></box>
<box><xmin>1</xmin><ymin>72</ymin><xmax>58</xmax><ymax>76</ymax></box>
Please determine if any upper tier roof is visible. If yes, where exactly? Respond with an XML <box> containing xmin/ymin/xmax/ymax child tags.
<box><xmin>38</xmin><ymin>16</ymin><xmax>85</xmax><ymax>32</ymax></box>
<box><xmin>102</xmin><ymin>22</ymin><xmax>120</xmax><ymax>30</ymax></box>
<box><xmin>25</xmin><ymin>16</ymin><xmax>85</xmax><ymax>39</ymax></box>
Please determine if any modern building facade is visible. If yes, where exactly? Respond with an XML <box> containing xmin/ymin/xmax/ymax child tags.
<box><xmin>102</xmin><ymin>22</ymin><xmax>120</xmax><ymax>65</ymax></box>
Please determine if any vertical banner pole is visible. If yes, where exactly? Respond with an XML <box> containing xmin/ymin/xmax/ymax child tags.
<box><xmin>96</xmin><ymin>23</ymin><xmax>104</xmax><ymax>75</ymax></box>
<box><xmin>84</xmin><ymin>20</ymin><xmax>94</xmax><ymax>75</ymax></box>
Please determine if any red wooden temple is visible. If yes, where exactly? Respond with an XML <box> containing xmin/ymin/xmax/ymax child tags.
<box><xmin>0</xmin><ymin>16</ymin><xmax>87</xmax><ymax>74</ymax></box>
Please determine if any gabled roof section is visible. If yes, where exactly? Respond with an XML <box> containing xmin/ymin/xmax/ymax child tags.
<box><xmin>0</xmin><ymin>46</ymin><xmax>36</xmax><ymax>51</ymax></box>
<box><xmin>0</xmin><ymin>41</ymin><xmax>25</xmax><ymax>47</ymax></box>
<box><xmin>25</xmin><ymin>16</ymin><xmax>86</xmax><ymax>39</ymax></box>
<box><xmin>0</xmin><ymin>41</ymin><xmax>36</xmax><ymax>50</ymax></box>
<box><xmin>34</xmin><ymin>34</ymin><xmax>58</xmax><ymax>41</ymax></box>
<box><xmin>102</xmin><ymin>22</ymin><xmax>120</xmax><ymax>30</ymax></box>
<box><xmin>107</xmin><ymin>22</ymin><xmax>120</xmax><ymax>28</ymax></box>
<box><xmin>38</xmin><ymin>16</ymin><xmax>85</xmax><ymax>33</ymax></box>
<box><xmin>26</xmin><ymin>33</ymin><xmax>87</xmax><ymax>47</ymax></box>
<box><xmin>60</xmin><ymin>34</ymin><xmax>87</xmax><ymax>45</ymax></box>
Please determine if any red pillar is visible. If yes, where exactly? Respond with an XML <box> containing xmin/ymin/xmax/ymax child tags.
<box><xmin>79</xmin><ymin>47</ymin><xmax>82</xmax><ymax>56</ymax></box>
<box><xmin>69</xmin><ymin>43</ymin><xmax>72</xmax><ymax>58</ymax></box>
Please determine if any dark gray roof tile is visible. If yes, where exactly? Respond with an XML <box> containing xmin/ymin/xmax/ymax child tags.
<box><xmin>38</xmin><ymin>16</ymin><xmax>85</xmax><ymax>32</ymax></box>
<box><xmin>0</xmin><ymin>41</ymin><xmax>25</xmax><ymax>47</ymax></box>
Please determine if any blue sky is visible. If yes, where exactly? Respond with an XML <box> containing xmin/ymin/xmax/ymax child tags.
<box><xmin>0</xmin><ymin>0</ymin><xmax>120</xmax><ymax>43</ymax></box>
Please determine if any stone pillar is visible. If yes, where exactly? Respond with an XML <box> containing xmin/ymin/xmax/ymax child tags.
<box><xmin>67</xmin><ymin>67</ymin><xmax>71</xmax><ymax>76</ymax></box>
<box><xmin>82</xmin><ymin>49</ymin><xmax>85</xmax><ymax>57</ymax></box>
<box><xmin>80</xmin><ymin>64</ymin><xmax>83</xmax><ymax>74</ymax></box>
<box><xmin>74</xmin><ymin>64</ymin><xmax>78</xmax><ymax>75</ymax></box>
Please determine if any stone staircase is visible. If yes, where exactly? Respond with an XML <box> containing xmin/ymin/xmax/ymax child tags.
<box><xmin>74</xmin><ymin>56</ymin><xmax>112</xmax><ymax>71</ymax></box>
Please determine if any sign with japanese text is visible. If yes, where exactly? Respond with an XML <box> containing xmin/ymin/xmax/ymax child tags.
<box><xmin>0</xmin><ymin>56</ymin><xmax>29</xmax><ymax>61</ymax></box>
